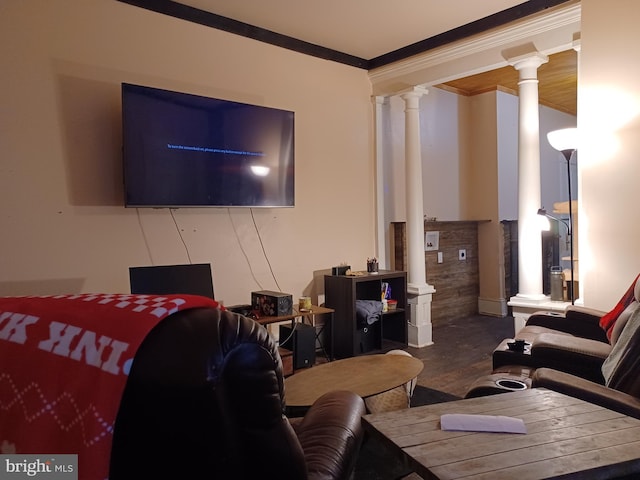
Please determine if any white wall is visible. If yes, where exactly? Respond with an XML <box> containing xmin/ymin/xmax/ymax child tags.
<box><xmin>497</xmin><ymin>91</ymin><xmax>519</xmax><ymax>220</ymax></box>
<box><xmin>385</xmin><ymin>87</ymin><xmax>575</xmax><ymax>220</ymax></box>
<box><xmin>422</xmin><ymin>89</ymin><xmax>463</xmax><ymax>221</ymax></box>
<box><xmin>0</xmin><ymin>0</ymin><xmax>374</xmax><ymax>306</ymax></box>
<box><xmin>497</xmin><ymin>91</ymin><xmax>577</xmax><ymax>222</ymax></box>
<box><xmin>383</xmin><ymin>85</ymin><xmax>576</xmax><ymax>307</ymax></box>
<box><xmin>579</xmin><ymin>0</ymin><xmax>640</xmax><ymax>309</ymax></box>
<box><xmin>467</xmin><ymin>91</ymin><xmax>501</xmax><ymax>307</ymax></box>
<box><xmin>383</xmin><ymin>87</ymin><xmax>464</xmax><ymax>225</ymax></box>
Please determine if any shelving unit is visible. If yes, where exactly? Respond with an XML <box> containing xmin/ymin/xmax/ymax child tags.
<box><xmin>324</xmin><ymin>270</ymin><xmax>407</xmax><ymax>358</ymax></box>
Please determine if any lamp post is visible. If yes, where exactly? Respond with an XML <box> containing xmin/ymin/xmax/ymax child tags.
<box><xmin>545</xmin><ymin>127</ymin><xmax>578</xmax><ymax>304</ymax></box>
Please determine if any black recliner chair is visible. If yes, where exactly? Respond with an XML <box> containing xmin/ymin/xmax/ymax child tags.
<box><xmin>110</xmin><ymin>307</ymin><xmax>366</xmax><ymax>479</ymax></box>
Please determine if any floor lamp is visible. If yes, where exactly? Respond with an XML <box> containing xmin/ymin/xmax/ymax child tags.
<box><xmin>545</xmin><ymin>127</ymin><xmax>578</xmax><ymax>304</ymax></box>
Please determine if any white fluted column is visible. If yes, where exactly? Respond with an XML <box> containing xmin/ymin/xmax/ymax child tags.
<box><xmin>515</xmin><ymin>54</ymin><xmax>548</xmax><ymax>299</ymax></box>
<box><xmin>507</xmin><ymin>52</ymin><xmax>549</xmax><ymax>330</ymax></box>
<box><xmin>400</xmin><ymin>87</ymin><xmax>435</xmax><ymax>347</ymax></box>
<box><xmin>402</xmin><ymin>88</ymin><xmax>428</xmax><ymax>287</ymax></box>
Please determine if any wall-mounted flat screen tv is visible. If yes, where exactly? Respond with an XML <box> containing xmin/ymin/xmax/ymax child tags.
<box><xmin>122</xmin><ymin>83</ymin><xmax>295</xmax><ymax>207</ymax></box>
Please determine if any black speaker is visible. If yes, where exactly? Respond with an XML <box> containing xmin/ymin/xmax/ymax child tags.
<box><xmin>279</xmin><ymin>323</ymin><xmax>316</xmax><ymax>369</ymax></box>
<box><xmin>251</xmin><ymin>290</ymin><xmax>293</xmax><ymax>317</ymax></box>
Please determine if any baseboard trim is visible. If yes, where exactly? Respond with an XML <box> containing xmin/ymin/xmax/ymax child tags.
<box><xmin>478</xmin><ymin>297</ymin><xmax>508</xmax><ymax>317</ymax></box>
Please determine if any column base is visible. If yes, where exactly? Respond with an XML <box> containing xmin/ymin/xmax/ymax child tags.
<box><xmin>408</xmin><ymin>322</ymin><xmax>433</xmax><ymax>348</ymax></box>
<box><xmin>478</xmin><ymin>297</ymin><xmax>508</xmax><ymax>317</ymax></box>
<box><xmin>407</xmin><ymin>284</ymin><xmax>435</xmax><ymax>348</ymax></box>
<box><xmin>407</xmin><ymin>282</ymin><xmax>436</xmax><ymax>296</ymax></box>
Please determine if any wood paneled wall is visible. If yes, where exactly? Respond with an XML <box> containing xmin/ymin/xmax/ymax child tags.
<box><xmin>391</xmin><ymin>221</ymin><xmax>484</xmax><ymax>324</ymax></box>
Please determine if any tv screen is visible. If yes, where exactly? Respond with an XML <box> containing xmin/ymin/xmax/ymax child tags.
<box><xmin>122</xmin><ymin>83</ymin><xmax>295</xmax><ymax>207</ymax></box>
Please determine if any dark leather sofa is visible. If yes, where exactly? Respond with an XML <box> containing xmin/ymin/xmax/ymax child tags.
<box><xmin>110</xmin><ymin>306</ymin><xmax>366</xmax><ymax>479</ymax></box>
<box><xmin>496</xmin><ymin>278</ymin><xmax>639</xmax><ymax>384</ymax></box>
<box><xmin>531</xmin><ymin>298</ymin><xmax>640</xmax><ymax>418</ymax></box>
<box><xmin>493</xmin><ymin>305</ymin><xmax>612</xmax><ymax>383</ymax></box>
<box><xmin>468</xmin><ymin>277</ymin><xmax>640</xmax><ymax>419</ymax></box>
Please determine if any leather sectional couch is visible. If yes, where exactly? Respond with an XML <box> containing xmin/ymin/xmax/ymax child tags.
<box><xmin>467</xmin><ymin>276</ymin><xmax>640</xmax><ymax>419</ymax></box>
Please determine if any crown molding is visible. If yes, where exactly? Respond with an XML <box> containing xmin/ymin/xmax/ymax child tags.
<box><xmin>119</xmin><ymin>0</ymin><xmax>576</xmax><ymax>72</ymax></box>
<box><xmin>369</xmin><ymin>2</ymin><xmax>581</xmax><ymax>96</ymax></box>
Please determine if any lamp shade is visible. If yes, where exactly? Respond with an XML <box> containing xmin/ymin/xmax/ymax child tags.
<box><xmin>547</xmin><ymin>127</ymin><xmax>578</xmax><ymax>152</ymax></box>
<box><xmin>537</xmin><ymin>214</ymin><xmax>551</xmax><ymax>232</ymax></box>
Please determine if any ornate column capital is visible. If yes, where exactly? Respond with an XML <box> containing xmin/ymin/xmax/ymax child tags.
<box><xmin>507</xmin><ymin>51</ymin><xmax>549</xmax><ymax>80</ymax></box>
<box><xmin>399</xmin><ymin>86</ymin><xmax>429</xmax><ymax>105</ymax></box>
<box><xmin>371</xmin><ymin>95</ymin><xmax>387</xmax><ymax>106</ymax></box>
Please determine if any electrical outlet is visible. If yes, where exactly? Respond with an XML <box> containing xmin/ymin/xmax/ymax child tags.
<box><xmin>437</xmin><ymin>252</ymin><xmax>443</xmax><ymax>264</ymax></box>
<box><xmin>458</xmin><ymin>249</ymin><xmax>467</xmax><ymax>261</ymax></box>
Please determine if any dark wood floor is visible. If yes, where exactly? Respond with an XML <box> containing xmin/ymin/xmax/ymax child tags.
<box><xmin>405</xmin><ymin>314</ymin><xmax>515</xmax><ymax>398</ymax></box>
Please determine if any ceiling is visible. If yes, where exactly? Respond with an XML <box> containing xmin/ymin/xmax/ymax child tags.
<box><xmin>176</xmin><ymin>0</ymin><xmax>535</xmax><ymax>60</ymax></box>
<box><xmin>131</xmin><ymin>0</ymin><xmax>578</xmax><ymax>115</ymax></box>
<box><xmin>443</xmin><ymin>49</ymin><xmax>577</xmax><ymax>115</ymax></box>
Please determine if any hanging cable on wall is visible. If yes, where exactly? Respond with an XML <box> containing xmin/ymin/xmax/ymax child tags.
<box><xmin>228</xmin><ymin>208</ymin><xmax>264</xmax><ymax>290</ymax></box>
<box><xmin>135</xmin><ymin>208</ymin><xmax>154</xmax><ymax>265</ymax></box>
<box><xmin>250</xmin><ymin>209</ymin><xmax>282</xmax><ymax>292</ymax></box>
<box><xmin>169</xmin><ymin>208</ymin><xmax>193</xmax><ymax>264</ymax></box>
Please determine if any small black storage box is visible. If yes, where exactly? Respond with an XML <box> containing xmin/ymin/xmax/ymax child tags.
<box><xmin>357</xmin><ymin>321</ymin><xmax>381</xmax><ymax>354</ymax></box>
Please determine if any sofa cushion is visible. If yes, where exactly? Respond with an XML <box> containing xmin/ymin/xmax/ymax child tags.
<box><xmin>602</xmin><ymin>305</ymin><xmax>640</xmax><ymax>397</ymax></box>
<box><xmin>515</xmin><ymin>324</ymin><xmax>573</xmax><ymax>341</ymax></box>
<box><xmin>529</xmin><ymin>332</ymin><xmax>609</xmax><ymax>384</ymax></box>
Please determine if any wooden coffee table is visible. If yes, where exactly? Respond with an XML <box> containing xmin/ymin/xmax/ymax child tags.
<box><xmin>284</xmin><ymin>354</ymin><xmax>423</xmax><ymax>407</ymax></box>
<box><xmin>363</xmin><ymin>388</ymin><xmax>640</xmax><ymax>479</ymax></box>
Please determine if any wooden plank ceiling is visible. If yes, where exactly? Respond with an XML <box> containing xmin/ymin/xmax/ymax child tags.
<box><xmin>440</xmin><ymin>49</ymin><xmax>577</xmax><ymax>115</ymax></box>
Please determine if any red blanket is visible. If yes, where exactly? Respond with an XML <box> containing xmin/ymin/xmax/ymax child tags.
<box><xmin>599</xmin><ymin>274</ymin><xmax>640</xmax><ymax>340</ymax></box>
<box><xmin>0</xmin><ymin>293</ymin><xmax>221</xmax><ymax>479</ymax></box>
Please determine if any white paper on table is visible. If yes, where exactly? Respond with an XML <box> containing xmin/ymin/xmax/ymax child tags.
<box><xmin>440</xmin><ymin>414</ymin><xmax>527</xmax><ymax>434</ymax></box>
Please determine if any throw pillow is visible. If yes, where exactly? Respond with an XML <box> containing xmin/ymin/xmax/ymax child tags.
<box><xmin>599</xmin><ymin>274</ymin><xmax>640</xmax><ymax>341</ymax></box>
<box><xmin>602</xmin><ymin>305</ymin><xmax>640</xmax><ymax>387</ymax></box>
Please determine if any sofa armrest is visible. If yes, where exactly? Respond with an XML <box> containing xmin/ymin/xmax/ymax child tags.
<box><xmin>530</xmin><ymin>332</ymin><xmax>610</xmax><ymax>384</ymax></box>
<box><xmin>532</xmin><ymin>368</ymin><xmax>640</xmax><ymax>420</ymax></box>
<box><xmin>292</xmin><ymin>390</ymin><xmax>366</xmax><ymax>480</ymax></box>
<box><xmin>525</xmin><ymin>306</ymin><xmax>608</xmax><ymax>342</ymax></box>
<box><xmin>564</xmin><ymin>305</ymin><xmax>607</xmax><ymax>322</ymax></box>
